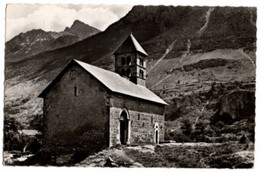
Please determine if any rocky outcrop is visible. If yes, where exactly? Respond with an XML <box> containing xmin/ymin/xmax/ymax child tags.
<box><xmin>182</xmin><ymin>59</ymin><xmax>228</xmax><ymax>71</ymax></box>
<box><xmin>211</xmin><ymin>90</ymin><xmax>255</xmax><ymax>124</ymax></box>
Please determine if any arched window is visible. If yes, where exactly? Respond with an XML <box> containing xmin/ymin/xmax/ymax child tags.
<box><xmin>121</xmin><ymin>69</ymin><xmax>126</xmax><ymax>76</ymax></box>
<box><xmin>126</xmin><ymin>68</ymin><xmax>131</xmax><ymax>77</ymax></box>
<box><xmin>140</xmin><ymin>58</ymin><xmax>144</xmax><ymax>66</ymax></box>
<box><xmin>121</xmin><ymin>57</ymin><xmax>126</xmax><ymax>65</ymax></box>
<box><xmin>139</xmin><ymin>69</ymin><xmax>144</xmax><ymax>78</ymax></box>
<box><xmin>127</xmin><ymin>56</ymin><xmax>131</xmax><ymax>65</ymax></box>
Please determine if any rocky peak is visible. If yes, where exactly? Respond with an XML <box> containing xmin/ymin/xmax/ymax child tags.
<box><xmin>64</xmin><ymin>20</ymin><xmax>88</xmax><ymax>32</ymax></box>
<box><xmin>72</xmin><ymin>20</ymin><xmax>87</xmax><ymax>27</ymax></box>
<box><xmin>63</xmin><ymin>20</ymin><xmax>100</xmax><ymax>40</ymax></box>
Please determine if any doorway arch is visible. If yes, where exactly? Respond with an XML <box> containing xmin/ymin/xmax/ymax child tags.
<box><xmin>119</xmin><ymin>110</ymin><xmax>129</xmax><ymax>145</ymax></box>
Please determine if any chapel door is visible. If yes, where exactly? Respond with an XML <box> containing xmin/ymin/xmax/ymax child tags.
<box><xmin>120</xmin><ymin>112</ymin><xmax>128</xmax><ymax>145</ymax></box>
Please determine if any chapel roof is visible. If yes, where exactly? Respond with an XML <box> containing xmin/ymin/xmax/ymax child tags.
<box><xmin>39</xmin><ymin>59</ymin><xmax>167</xmax><ymax>105</ymax></box>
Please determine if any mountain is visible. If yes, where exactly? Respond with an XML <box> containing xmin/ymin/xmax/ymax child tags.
<box><xmin>63</xmin><ymin>20</ymin><xmax>100</xmax><ymax>40</ymax></box>
<box><xmin>5</xmin><ymin>20</ymin><xmax>100</xmax><ymax>62</ymax></box>
<box><xmin>4</xmin><ymin>5</ymin><xmax>256</xmax><ymax>135</ymax></box>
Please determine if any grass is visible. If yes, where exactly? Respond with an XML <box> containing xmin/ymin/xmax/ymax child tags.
<box><xmin>74</xmin><ymin>142</ymin><xmax>254</xmax><ymax>168</ymax></box>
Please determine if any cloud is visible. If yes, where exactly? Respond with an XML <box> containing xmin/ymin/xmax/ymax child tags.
<box><xmin>6</xmin><ymin>4</ymin><xmax>133</xmax><ymax>41</ymax></box>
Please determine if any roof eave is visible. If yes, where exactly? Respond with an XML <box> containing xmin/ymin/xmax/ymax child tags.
<box><xmin>137</xmin><ymin>51</ymin><xmax>148</xmax><ymax>57</ymax></box>
<box><xmin>109</xmin><ymin>90</ymin><xmax>168</xmax><ymax>106</ymax></box>
<box><xmin>113</xmin><ymin>51</ymin><xmax>148</xmax><ymax>57</ymax></box>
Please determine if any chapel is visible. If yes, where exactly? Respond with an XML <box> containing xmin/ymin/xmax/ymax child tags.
<box><xmin>39</xmin><ymin>33</ymin><xmax>167</xmax><ymax>153</ymax></box>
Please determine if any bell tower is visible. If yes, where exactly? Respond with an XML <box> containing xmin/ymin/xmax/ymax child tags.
<box><xmin>113</xmin><ymin>33</ymin><xmax>148</xmax><ymax>87</ymax></box>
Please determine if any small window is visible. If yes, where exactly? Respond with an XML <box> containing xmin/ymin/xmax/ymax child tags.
<box><xmin>151</xmin><ymin>116</ymin><xmax>153</xmax><ymax>123</ymax></box>
<box><xmin>127</xmin><ymin>56</ymin><xmax>131</xmax><ymax>65</ymax></box>
<box><xmin>139</xmin><ymin>69</ymin><xmax>144</xmax><ymax>78</ymax></box>
<box><xmin>74</xmin><ymin>86</ymin><xmax>79</xmax><ymax>96</ymax></box>
<box><xmin>121</xmin><ymin>57</ymin><xmax>126</xmax><ymax>65</ymax></box>
<box><xmin>138</xmin><ymin>114</ymin><xmax>140</xmax><ymax>120</ymax></box>
<box><xmin>140</xmin><ymin>58</ymin><xmax>144</xmax><ymax>66</ymax></box>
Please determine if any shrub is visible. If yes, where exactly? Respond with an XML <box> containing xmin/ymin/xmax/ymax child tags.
<box><xmin>4</xmin><ymin>131</ymin><xmax>24</xmax><ymax>151</ymax></box>
<box><xmin>167</xmin><ymin>130</ymin><xmax>192</xmax><ymax>143</ymax></box>
<box><xmin>4</xmin><ymin>116</ymin><xmax>41</xmax><ymax>152</ymax></box>
<box><xmin>4</xmin><ymin>116</ymin><xmax>22</xmax><ymax>151</ymax></box>
<box><xmin>26</xmin><ymin>138</ymin><xmax>41</xmax><ymax>153</ymax></box>
<box><xmin>29</xmin><ymin>114</ymin><xmax>43</xmax><ymax>132</ymax></box>
<box><xmin>180</xmin><ymin>119</ymin><xmax>193</xmax><ymax>137</ymax></box>
<box><xmin>215</xmin><ymin>121</ymin><xmax>225</xmax><ymax>128</ymax></box>
<box><xmin>21</xmin><ymin>96</ymin><xmax>31</xmax><ymax>104</ymax></box>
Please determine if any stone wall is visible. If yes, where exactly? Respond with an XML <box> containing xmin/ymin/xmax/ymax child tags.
<box><xmin>130</xmin><ymin>110</ymin><xmax>164</xmax><ymax>144</ymax></box>
<box><xmin>42</xmin><ymin>63</ymin><xmax>109</xmax><ymax>153</ymax></box>
<box><xmin>108</xmin><ymin>93</ymin><xmax>165</xmax><ymax>146</ymax></box>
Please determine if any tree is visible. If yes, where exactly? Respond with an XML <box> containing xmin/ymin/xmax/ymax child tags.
<box><xmin>4</xmin><ymin>116</ymin><xmax>23</xmax><ymax>151</ymax></box>
<box><xmin>180</xmin><ymin>119</ymin><xmax>193</xmax><ymax>138</ymax></box>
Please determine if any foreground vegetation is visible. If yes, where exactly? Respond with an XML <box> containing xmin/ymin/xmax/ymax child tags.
<box><xmin>4</xmin><ymin>141</ymin><xmax>253</xmax><ymax>168</ymax></box>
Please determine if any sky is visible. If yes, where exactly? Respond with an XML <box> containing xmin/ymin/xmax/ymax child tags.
<box><xmin>5</xmin><ymin>4</ymin><xmax>133</xmax><ymax>41</ymax></box>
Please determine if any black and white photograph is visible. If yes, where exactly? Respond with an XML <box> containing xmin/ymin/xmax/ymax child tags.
<box><xmin>1</xmin><ymin>1</ymin><xmax>259</xmax><ymax>169</ymax></box>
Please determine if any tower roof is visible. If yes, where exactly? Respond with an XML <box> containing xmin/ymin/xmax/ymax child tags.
<box><xmin>114</xmin><ymin>33</ymin><xmax>148</xmax><ymax>57</ymax></box>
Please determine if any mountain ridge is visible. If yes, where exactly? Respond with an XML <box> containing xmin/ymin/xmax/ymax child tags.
<box><xmin>5</xmin><ymin>20</ymin><xmax>100</xmax><ymax>62</ymax></box>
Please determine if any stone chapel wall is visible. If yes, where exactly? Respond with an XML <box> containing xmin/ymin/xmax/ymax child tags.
<box><xmin>108</xmin><ymin>93</ymin><xmax>165</xmax><ymax>146</ymax></box>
